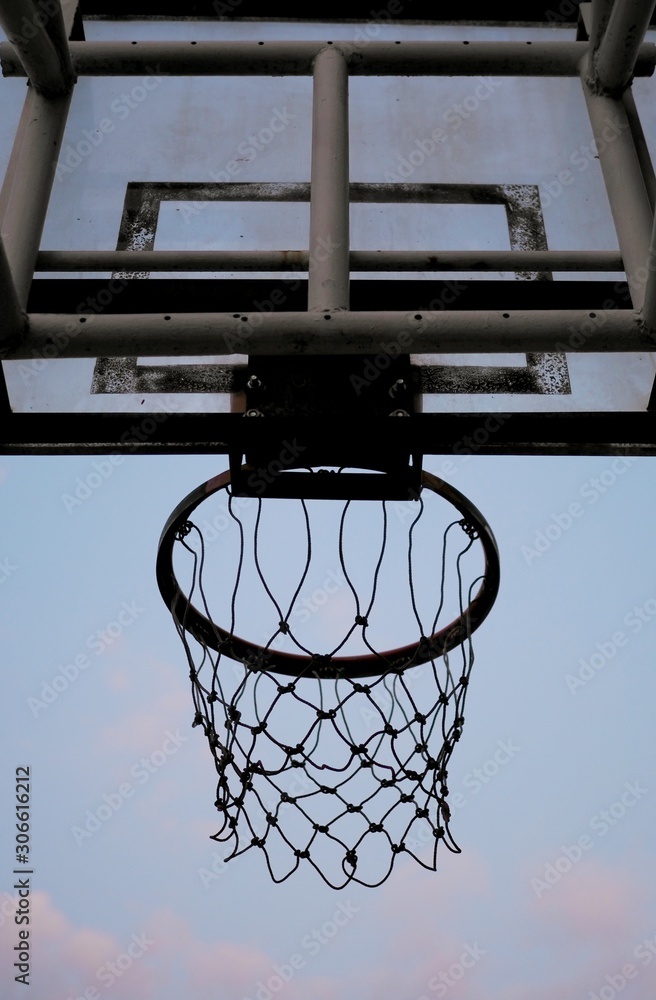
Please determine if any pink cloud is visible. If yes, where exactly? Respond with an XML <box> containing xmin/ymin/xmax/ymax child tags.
<box><xmin>0</xmin><ymin>892</ymin><xmax>158</xmax><ymax>1000</ymax></box>
<box><xmin>529</xmin><ymin>857</ymin><xmax>648</xmax><ymax>943</ymax></box>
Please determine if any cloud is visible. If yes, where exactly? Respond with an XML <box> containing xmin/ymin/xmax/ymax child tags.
<box><xmin>0</xmin><ymin>892</ymin><xmax>157</xmax><ymax>1000</ymax></box>
<box><xmin>0</xmin><ymin>894</ymin><xmax>349</xmax><ymax>1000</ymax></box>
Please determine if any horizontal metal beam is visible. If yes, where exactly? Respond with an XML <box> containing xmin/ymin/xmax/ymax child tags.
<box><xmin>0</xmin><ymin>0</ymin><xmax>74</xmax><ymax>94</ymax></box>
<box><xmin>10</xmin><ymin>309</ymin><xmax>652</xmax><ymax>360</ymax></box>
<box><xmin>1</xmin><ymin>412</ymin><xmax>656</xmax><ymax>456</ymax></box>
<box><xmin>34</xmin><ymin>250</ymin><xmax>626</xmax><ymax>272</ymax></box>
<box><xmin>3</xmin><ymin>39</ymin><xmax>655</xmax><ymax>77</ymax></box>
<box><xmin>594</xmin><ymin>0</ymin><xmax>656</xmax><ymax>93</ymax></box>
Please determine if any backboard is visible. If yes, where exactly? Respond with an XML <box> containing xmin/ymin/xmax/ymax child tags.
<box><xmin>1</xmin><ymin>4</ymin><xmax>656</xmax><ymax>456</ymax></box>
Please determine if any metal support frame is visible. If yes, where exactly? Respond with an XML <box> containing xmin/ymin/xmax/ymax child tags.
<box><xmin>0</xmin><ymin>0</ymin><xmax>74</xmax><ymax>94</ymax></box>
<box><xmin>0</xmin><ymin>231</ymin><xmax>24</xmax><ymax>346</ymax></box>
<box><xmin>2</xmin><ymin>39</ymin><xmax>656</xmax><ymax>78</ymax></box>
<box><xmin>308</xmin><ymin>46</ymin><xmax>350</xmax><ymax>311</ymax></box>
<box><xmin>639</xmin><ymin>210</ymin><xmax>656</xmax><ymax>329</ymax></box>
<box><xmin>0</xmin><ymin>87</ymin><xmax>72</xmax><ymax>306</ymax></box>
<box><xmin>34</xmin><ymin>250</ymin><xmax>625</xmax><ymax>272</ymax></box>
<box><xmin>581</xmin><ymin>65</ymin><xmax>653</xmax><ymax>309</ymax></box>
<box><xmin>589</xmin><ymin>0</ymin><xmax>617</xmax><ymax>53</ymax></box>
<box><xmin>594</xmin><ymin>0</ymin><xmax>656</xmax><ymax>93</ymax></box>
<box><xmin>622</xmin><ymin>88</ymin><xmax>656</xmax><ymax>211</ymax></box>
<box><xmin>1</xmin><ymin>13</ymin><xmax>656</xmax><ymax>452</ymax></box>
<box><xmin>15</xmin><ymin>309</ymin><xmax>653</xmax><ymax>359</ymax></box>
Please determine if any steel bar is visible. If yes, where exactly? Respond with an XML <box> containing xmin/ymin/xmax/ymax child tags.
<box><xmin>581</xmin><ymin>68</ymin><xmax>653</xmax><ymax>308</ymax></box>
<box><xmin>0</xmin><ymin>88</ymin><xmax>72</xmax><ymax>306</ymax></box>
<box><xmin>3</xmin><ymin>411</ymin><xmax>656</xmax><ymax>457</ymax></box>
<box><xmin>594</xmin><ymin>0</ymin><xmax>656</xmax><ymax>93</ymax></box>
<box><xmin>34</xmin><ymin>250</ymin><xmax>626</xmax><ymax>272</ymax></box>
<box><xmin>0</xmin><ymin>0</ymin><xmax>74</xmax><ymax>94</ymax></box>
<box><xmin>622</xmin><ymin>89</ymin><xmax>656</xmax><ymax>211</ymax></box>
<box><xmin>638</xmin><ymin>207</ymin><xmax>656</xmax><ymax>328</ymax></box>
<box><xmin>16</xmin><ymin>309</ymin><xmax>650</xmax><ymax>359</ymax></box>
<box><xmin>589</xmin><ymin>0</ymin><xmax>616</xmax><ymax>54</ymax></box>
<box><xmin>308</xmin><ymin>47</ymin><xmax>349</xmax><ymax>310</ymax></box>
<box><xmin>0</xmin><ymin>232</ymin><xmax>25</xmax><ymax>346</ymax></box>
<box><xmin>3</xmin><ymin>39</ymin><xmax>655</xmax><ymax>77</ymax></box>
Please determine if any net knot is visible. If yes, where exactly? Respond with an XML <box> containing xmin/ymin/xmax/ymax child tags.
<box><xmin>278</xmin><ymin>621</ymin><xmax>290</xmax><ymax>634</ymax></box>
<box><xmin>459</xmin><ymin>518</ymin><xmax>479</xmax><ymax>540</ymax></box>
<box><xmin>355</xmin><ymin>615</ymin><xmax>368</xmax><ymax>626</ymax></box>
<box><xmin>310</xmin><ymin>654</ymin><xmax>333</xmax><ymax>677</ymax></box>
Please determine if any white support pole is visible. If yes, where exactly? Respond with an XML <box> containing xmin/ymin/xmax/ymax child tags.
<box><xmin>622</xmin><ymin>89</ymin><xmax>656</xmax><ymax>211</ymax></box>
<box><xmin>0</xmin><ymin>88</ymin><xmax>72</xmax><ymax>306</ymax></box>
<box><xmin>581</xmin><ymin>65</ymin><xmax>653</xmax><ymax>308</ymax></box>
<box><xmin>0</xmin><ymin>232</ymin><xmax>25</xmax><ymax>348</ymax></box>
<box><xmin>0</xmin><ymin>0</ymin><xmax>74</xmax><ymax>94</ymax></box>
<box><xmin>34</xmin><ymin>249</ymin><xmax>625</xmax><ymax>272</ymax></box>
<box><xmin>16</xmin><ymin>309</ymin><xmax>650</xmax><ymax>360</ymax></box>
<box><xmin>638</xmin><ymin>213</ymin><xmax>656</xmax><ymax>328</ymax></box>
<box><xmin>594</xmin><ymin>0</ymin><xmax>656</xmax><ymax>93</ymax></box>
<box><xmin>589</xmin><ymin>0</ymin><xmax>616</xmax><ymax>54</ymax></box>
<box><xmin>308</xmin><ymin>46</ymin><xmax>350</xmax><ymax>312</ymax></box>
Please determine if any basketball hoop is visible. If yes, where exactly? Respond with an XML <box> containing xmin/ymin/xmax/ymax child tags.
<box><xmin>157</xmin><ymin>467</ymin><xmax>499</xmax><ymax>888</ymax></box>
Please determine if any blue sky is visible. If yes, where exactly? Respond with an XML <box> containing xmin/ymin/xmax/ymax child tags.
<box><xmin>1</xmin><ymin>453</ymin><xmax>656</xmax><ymax>1000</ymax></box>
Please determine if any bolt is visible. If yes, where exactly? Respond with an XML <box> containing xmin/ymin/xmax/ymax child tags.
<box><xmin>389</xmin><ymin>408</ymin><xmax>410</xmax><ymax>417</ymax></box>
<box><xmin>245</xmin><ymin>409</ymin><xmax>263</xmax><ymax>417</ymax></box>
<box><xmin>389</xmin><ymin>379</ymin><xmax>407</xmax><ymax>398</ymax></box>
<box><xmin>247</xmin><ymin>376</ymin><xmax>262</xmax><ymax>390</ymax></box>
